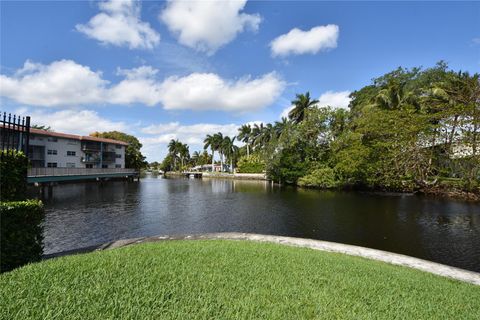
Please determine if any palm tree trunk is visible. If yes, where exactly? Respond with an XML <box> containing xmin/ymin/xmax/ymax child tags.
<box><xmin>220</xmin><ymin>153</ymin><xmax>224</xmax><ymax>172</ymax></box>
<box><xmin>247</xmin><ymin>144</ymin><xmax>250</xmax><ymax>157</ymax></box>
<box><xmin>211</xmin><ymin>149</ymin><xmax>215</xmax><ymax>172</ymax></box>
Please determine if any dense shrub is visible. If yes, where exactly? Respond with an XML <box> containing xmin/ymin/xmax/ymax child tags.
<box><xmin>298</xmin><ymin>166</ymin><xmax>339</xmax><ymax>189</ymax></box>
<box><xmin>1</xmin><ymin>200</ymin><xmax>45</xmax><ymax>272</ymax></box>
<box><xmin>0</xmin><ymin>150</ymin><xmax>28</xmax><ymax>201</ymax></box>
<box><xmin>236</xmin><ymin>154</ymin><xmax>265</xmax><ymax>173</ymax></box>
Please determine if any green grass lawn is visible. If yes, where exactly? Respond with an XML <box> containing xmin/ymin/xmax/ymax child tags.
<box><xmin>1</xmin><ymin>240</ymin><xmax>479</xmax><ymax>319</ymax></box>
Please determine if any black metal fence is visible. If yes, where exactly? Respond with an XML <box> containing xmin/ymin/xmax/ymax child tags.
<box><xmin>0</xmin><ymin>112</ymin><xmax>30</xmax><ymax>156</ymax></box>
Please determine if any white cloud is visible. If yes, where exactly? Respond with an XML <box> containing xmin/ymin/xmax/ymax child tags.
<box><xmin>318</xmin><ymin>90</ymin><xmax>351</xmax><ymax>109</ymax></box>
<box><xmin>1</xmin><ymin>60</ymin><xmax>285</xmax><ymax>111</ymax></box>
<box><xmin>158</xmin><ymin>72</ymin><xmax>285</xmax><ymax>111</ymax></box>
<box><xmin>0</xmin><ymin>60</ymin><xmax>107</xmax><ymax>107</ymax></box>
<box><xmin>280</xmin><ymin>105</ymin><xmax>294</xmax><ymax>119</ymax></box>
<box><xmin>107</xmin><ymin>66</ymin><xmax>162</xmax><ymax>106</ymax></box>
<box><xmin>270</xmin><ymin>25</ymin><xmax>339</xmax><ymax>57</ymax></box>
<box><xmin>160</xmin><ymin>0</ymin><xmax>261</xmax><ymax>55</ymax></box>
<box><xmin>76</xmin><ymin>0</ymin><xmax>160</xmax><ymax>49</ymax></box>
<box><xmin>16</xmin><ymin>108</ymin><xmax>127</xmax><ymax>136</ymax></box>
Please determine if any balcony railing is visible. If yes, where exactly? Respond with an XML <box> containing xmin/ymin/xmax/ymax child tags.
<box><xmin>102</xmin><ymin>151</ymin><xmax>116</xmax><ymax>163</ymax></box>
<box><xmin>28</xmin><ymin>167</ymin><xmax>136</xmax><ymax>177</ymax></box>
<box><xmin>81</xmin><ymin>143</ymin><xmax>101</xmax><ymax>151</ymax></box>
<box><xmin>81</xmin><ymin>156</ymin><xmax>100</xmax><ymax>163</ymax></box>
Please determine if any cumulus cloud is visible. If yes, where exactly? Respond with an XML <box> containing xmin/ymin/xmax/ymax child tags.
<box><xmin>107</xmin><ymin>66</ymin><xmax>163</xmax><ymax>106</ymax></box>
<box><xmin>318</xmin><ymin>90</ymin><xmax>351</xmax><ymax>109</ymax></box>
<box><xmin>0</xmin><ymin>60</ymin><xmax>108</xmax><ymax>107</ymax></box>
<box><xmin>16</xmin><ymin>108</ymin><xmax>127</xmax><ymax>135</ymax></box>
<box><xmin>279</xmin><ymin>105</ymin><xmax>294</xmax><ymax>119</ymax></box>
<box><xmin>76</xmin><ymin>0</ymin><xmax>160</xmax><ymax>49</ymax></box>
<box><xmin>270</xmin><ymin>25</ymin><xmax>339</xmax><ymax>57</ymax></box>
<box><xmin>158</xmin><ymin>72</ymin><xmax>285</xmax><ymax>111</ymax></box>
<box><xmin>0</xmin><ymin>60</ymin><xmax>285</xmax><ymax>111</ymax></box>
<box><xmin>160</xmin><ymin>0</ymin><xmax>261</xmax><ymax>55</ymax></box>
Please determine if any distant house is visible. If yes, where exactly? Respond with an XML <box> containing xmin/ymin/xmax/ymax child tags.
<box><xmin>191</xmin><ymin>164</ymin><xmax>230</xmax><ymax>172</ymax></box>
<box><xmin>28</xmin><ymin>128</ymin><xmax>128</xmax><ymax>169</ymax></box>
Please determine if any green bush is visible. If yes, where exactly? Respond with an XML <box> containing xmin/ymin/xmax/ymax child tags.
<box><xmin>236</xmin><ymin>154</ymin><xmax>265</xmax><ymax>173</ymax></box>
<box><xmin>1</xmin><ymin>200</ymin><xmax>45</xmax><ymax>272</ymax></box>
<box><xmin>298</xmin><ymin>166</ymin><xmax>339</xmax><ymax>189</ymax></box>
<box><xmin>0</xmin><ymin>150</ymin><xmax>28</xmax><ymax>201</ymax></box>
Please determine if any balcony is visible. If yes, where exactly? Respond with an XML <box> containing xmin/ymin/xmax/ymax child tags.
<box><xmin>81</xmin><ymin>142</ymin><xmax>101</xmax><ymax>151</ymax></box>
<box><xmin>102</xmin><ymin>151</ymin><xmax>116</xmax><ymax>163</ymax></box>
<box><xmin>81</xmin><ymin>155</ymin><xmax>100</xmax><ymax>163</ymax></box>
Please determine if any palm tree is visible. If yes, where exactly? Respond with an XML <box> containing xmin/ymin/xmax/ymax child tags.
<box><xmin>168</xmin><ymin>139</ymin><xmax>180</xmax><ymax>170</ymax></box>
<box><xmin>373</xmin><ymin>80</ymin><xmax>419</xmax><ymax>111</ymax></box>
<box><xmin>214</xmin><ymin>132</ymin><xmax>224</xmax><ymax>171</ymax></box>
<box><xmin>204</xmin><ymin>133</ymin><xmax>223</xmax><ymax>172</ymax></box>
<box><xmin>203</xmin><ymin>134</ymin><xmax>216</xmax><ymax>172</ymax></box>
<box><xmin>191</xmin><ymin>151</ymin><xmax>200</xmax><ymax>166</ymax></box>
<box><xmin>288</xmin><ymin>92</ymin><xmax>319</xmax><ymax>124</ymax></box>
<box><xmin>178</xmin><ymin>143</ymin><xmax>189</xmax><ymax>169</ymax></box>
<box><xmin>273</xmin><ymin>117</ymin><xmax>290</xmax><ymax>139</ymax></box>
<box><xmin>222</xmin><ymin>136</ymin><xmax>239</xmax><ymax>172</ymax></box>
<box><xmin>251</xmin><ymin>123</ymin><xmax>264</xmax><ymax>150</ymax></box>
<box><xmin>237</xmin><ymin>124</ymin><xmax>252</xmax><ymax>157</ymax></box>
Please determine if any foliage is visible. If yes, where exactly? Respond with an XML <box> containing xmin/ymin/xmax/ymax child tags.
<box><xmin>289</xmin><ymin>91</ymin><xmax>319</xmax><ymax>124</ymax></box>
<box><xmin>160</xmin><ymin>154</ymin><xmax>174</xmax><ymax>172</ymax></box>
<box><xmin>178</xmin><ymin>62</ymin><xmax>479</xmax><ymax>195</ymax></box>
<box><xmin>1</xmin><ymin>240</ymin><xmax>479</xmax><ymax>319</ymax></box>
<box><xmin>0</xmin><ymin>150</ymin><xmax>28</xmax><ymax>201</ymax></box>
<box><xmin>0</xmin><ymin>200</ymin><xmax>44</xmax><ymax>272</ymax></box>
<box><xmin>236</xmin><ymin>154</ymin><xmax>265</xmax><ymax>173</ymax></box>
<box><xmin>298</xmin><ymin>166</ymin><xmax>339</xmax><ymax>189</ymax></box>
<box><xmin>90</xmin><ymin>131</ymin><xmax>147</xmax><ymax>170</ymax></box>
<box><xmin>167</xmin><ymin>139</ymin><xmax>190</xmax><ymax>171</ymax></box>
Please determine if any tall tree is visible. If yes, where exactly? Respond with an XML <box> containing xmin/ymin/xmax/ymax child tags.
<box><xmin>237</xmin><ymin>124</ymin><xmax>252</xmax><ymax>157</ymax></box>
<box><xmin>221</xmin><ymin>136</ymin><xmax>239</xmax><ymax>172</ymax></box>
<box><xmin>288</xmin><ymin>92</ymin><xmax>319</xmax><ymax>124</ymax></box>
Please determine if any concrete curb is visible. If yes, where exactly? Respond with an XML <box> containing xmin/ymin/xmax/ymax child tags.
<box><xmin>92</xmin><ymin>232</ymin><xmax>480</xmax><ymax>286</ymax></box>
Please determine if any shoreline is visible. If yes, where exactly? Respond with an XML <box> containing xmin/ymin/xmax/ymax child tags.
<box><xmin>44</xmin><ymin>233</ymin><xmax>480</xmax><ymax>285</ymax></box>
<box><xmin>161</xmin><ymin>172</ymin><xmax>479</xmax><ymax>201</ymax></box>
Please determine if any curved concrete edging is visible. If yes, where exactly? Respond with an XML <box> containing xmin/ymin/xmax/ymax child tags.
<box><xmin>94</xmin><ymin>232</ymin><xmax>480</xmax><ymax>286</ymax></box>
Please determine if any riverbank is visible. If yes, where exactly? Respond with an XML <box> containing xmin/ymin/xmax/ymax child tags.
<box><xmin>165</xmin><ymin>171</ymin><xmax>267</xmax><ymax>180</ymax></box>
<box><xmin>2</xmin><ymin>239</ymin><xmax>479</xmax><ymax>319</ymax></box>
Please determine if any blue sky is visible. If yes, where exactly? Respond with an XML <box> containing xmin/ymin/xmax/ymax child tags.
<box><xmin>1</xmin><ymin>1</ymin><xmax>479</xmax><ymax>161</ymax></box>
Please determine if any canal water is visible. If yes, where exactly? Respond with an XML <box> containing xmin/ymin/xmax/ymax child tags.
<box><xmin>37</xmin><ymin>176</ymin><xmax>480</xmax><ymax>272</ymax></box>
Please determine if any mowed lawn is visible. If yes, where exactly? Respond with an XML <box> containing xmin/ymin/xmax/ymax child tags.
<box><xmin>1</xmin><ymin>240</ymin><xmax>479</xmax><ymax>319</ymax></box>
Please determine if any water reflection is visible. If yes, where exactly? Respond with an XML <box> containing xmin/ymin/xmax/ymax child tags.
<box><xmin>35</xmin><ymin>176</ymin><xmax>480</xmax><ymax>272</ymax></box>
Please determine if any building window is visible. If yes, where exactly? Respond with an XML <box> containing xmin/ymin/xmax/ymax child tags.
<box><xmin>48</xmin><ymin>137</ymin><xmax>58</xmax><ymax>142</ymax></box>
<box><xmin>66</xmin><ymin>163</ymin><xmax>76</xmax><ymax>168</ymax></box>
<box><xmin>102</xmin><ymin>164</ymin><xmax>108</xmax><ymax>168</ymax></box>
<box><xmin>86</xmin><ymin>164</ymin><xmax>93</xmax><ymax>169</ymax></box>
<box><xmin>47</xmin><ymin>162</ymin><xmax>57</xmax><ymax>168</ymax></box>
<box><xmin>115</xmin><ymin>154</ymin><xmax>122</xmax><ymax>158</ymax></box>
<box><xmin>115</xmin><ymin>164</ymin><xmax>121</xmax><ymax>168</ymax></box>
<box><xmin>67</xmin><ymin>140</ymin><xmax>78</xmax><ymax>145</ymax></box>
<box><xmin>47</xmin><ymin>149</ymin><xmax>57</xmax><ymax>155</ymax></box>
<box><xmin>116</xmin><ymin>145</ymin><xmax>122</xmax><ymax>149</ymax></box>
<box><xmin>67</xmin><ymin>151</ymin><xmax>76</xmax><ymax>156</ymax></box>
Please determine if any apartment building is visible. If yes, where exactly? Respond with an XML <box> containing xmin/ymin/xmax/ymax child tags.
<box><xmin>28</xmin><ymin>128</ymin><xmax>128</xmax><ymax>169</ymax></box>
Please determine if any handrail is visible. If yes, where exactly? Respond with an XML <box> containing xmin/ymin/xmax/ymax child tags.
<box><xmin>28</xmin><ymin>168</ymin><xmax>137</xmax><ymax>177</ymax></box>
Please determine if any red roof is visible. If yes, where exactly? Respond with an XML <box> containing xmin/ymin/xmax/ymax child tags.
<box><xmin>30</xmin><ymin>128</ymin><xmax>129</xmax><ymax>146</ymax></box>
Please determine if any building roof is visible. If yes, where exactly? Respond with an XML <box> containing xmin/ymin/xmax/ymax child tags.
<box><xmin>30</xmin><ymin>128</ymin><xmax>129</xmax><ymax>146</ymax></box>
